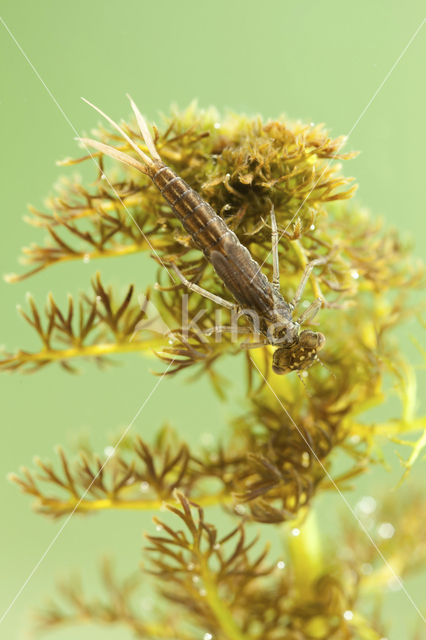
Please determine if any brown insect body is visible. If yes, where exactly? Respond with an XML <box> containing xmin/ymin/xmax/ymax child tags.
<box><xmin>79</xmin><ymin>97</ymin><xmax>325</xmax><ymax>374</ymax></box>
<box><xmin>151</xmin><ymin>163</ymin><xmax>302</xmax><ymax>346</ymax></box>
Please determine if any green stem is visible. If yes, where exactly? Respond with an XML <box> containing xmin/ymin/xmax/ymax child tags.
<box><xmin>200</xmin><ymin>560</ymin><xmax>250</xmax><ymax>640</ymax></box>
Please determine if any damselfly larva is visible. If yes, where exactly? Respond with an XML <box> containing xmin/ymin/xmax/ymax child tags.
<box><xmin>78</xmin><ymin>96</ymin><xmax>326</xmax><ymax>375</ymax></box>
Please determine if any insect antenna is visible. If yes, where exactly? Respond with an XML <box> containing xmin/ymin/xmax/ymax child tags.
<box><xmin>296</xmin><ymin>371</ymin><xmax>313</xmax><ymax>397</ymax></box>
<box><xmin>317</xmin><ymin>357</ymin><xmax>336</xmax><ymax>379</ymax></box>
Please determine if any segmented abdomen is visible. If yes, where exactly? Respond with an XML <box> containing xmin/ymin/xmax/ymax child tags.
<box><xmin>152</xmin><ymin>165</ymin><xmax>230</xmax><ymax>255</ymax></box>
<box><xmin>152</xmin><ymin>164</ymin><xmax>275</xmax><ymax>313</ymax></box>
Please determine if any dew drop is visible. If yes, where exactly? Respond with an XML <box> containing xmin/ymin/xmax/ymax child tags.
<box><xmin>199</xmin><ymin>588</ymin><xmax>207</xmax><ymax>597</ymax></box>
<box><xmin>140</xmin><ymin>481</ymin><xmax>150</xmax><ymax>493</ymax></box>
<box><xmin>104</xmin><ymin>446</ymin><xmax>115</xmax><ymax>458</ymax></box>
<box><xmin>204</xmin><ymin>633</ymin><xmax>213</xmax><ymax>640</ymax></box>
<box><xmin>377</xmin><ymin>522</ymin><xmax>395</xmax><ymax>539</ymax></box>
<box><xmin>310</xmin><ymin>122</ymin><xmax>315</xmax><ymax>127</ymax></box>
<box><xmin>291</xmin><ymin>528</ymin><xmax>300</xmax><ymax>537</ymax></box>
<box><xmin>214</xmin><ymin>122</ymin><xmax>221</xmax><ymax>130</ymax></box>
<box><xmin>343</xmin><ymin>610</ymin><xmax>353</xmax><ymax>621</ymax></box>
<box><xmin>187</xmin><ymin>562</ymin><xmax>195</xmax><ymax>571</ymax></box>
<box><xmin>192</xmin><ymin>575</ymin><xmax>200</xmax><ymax>584</ymax></box>
<box><xmin>361</xmin><ymin>562</ymin><xmax>373</xmax><ymax>575</ymax></box>
<box><xmin>356</xmin><ymin>496</ymin><xmax>376</xmax><ymax>515</ymax></box>
<box><xmin>83</xmin><ymin>254</ymin><xmax>91</xmax><ymax>264</ymax></box>
<box><xmin>155</xmin><ymin>524</ymin><xmax>163</xmax><ymax>532</ymax></box>
<box><xmin>96</xmin><ymin>295</ymin><xmax>102</xmax><ymax>302</ymax></box>
<box><xmin>225</xmin><ymin>173</ymin><xmax>231</xmax><ymax>180</ymax></box>
<box><xmin>276</xmin><ymin>560</ymin><xmax>286</xmax><ymax>570</ymax></box>
<box><xmin>213</xmin><ymin>543</ymin><xmax>221</xmax><ymax>551</ymax></box>
<box><xmin>101</xmin><ymin>173</ymin><xmax>107</xmax><ymax>180</ymax></box>
<box><xmin>350</xmin><ymin>269</ymin><xmax>360</xmax><ymax>280</ymax></box>
<box><xmin>310</xmin><ymin>224</ymin><xmax>315</xmax><ymax>230</ymax></box>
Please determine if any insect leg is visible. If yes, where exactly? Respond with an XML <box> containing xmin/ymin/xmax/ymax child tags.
<box><xmin>270</xmin><ymin>202</ymin><xmax>280</xmax><ymax>291</ymax></box>
<box><xmin>291</xmin><ymin>257</ymin><xmax>328</xmax><ymax>309</ymax></box>
<box><xmin>297</xmin><ymin>298</ymin><xmax>322</xmax><ymax>325</ymax></box>
<box><xmin>203</xmin><ymin>325</ymin><xmax>252</xmax><ymax>336</ymax></box>
<box><xmin>240</xmin><ymin>340</ymin><xmax>268</xmax><ymax>349</ymax></box>
<box><xmin>172</xmin><ymin>265</ymin><xmax>237</xmax><ymax>311</ymax></box>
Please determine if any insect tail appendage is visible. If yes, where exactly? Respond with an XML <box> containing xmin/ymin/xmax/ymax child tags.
<box><xmin>77</xmin><ymin>96</ymin><xmax>163</xmax><ymax>177</ymax></box>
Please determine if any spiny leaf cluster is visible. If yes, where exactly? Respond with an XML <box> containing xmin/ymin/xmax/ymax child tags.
<box><xmin>34</xmin><ymin>493</ymin><xmax>426</xmax><ymax>640</ymax></box>
<box><xmin>3</xmin><ymin>104</ymin><xmax>425</xmax><ymax>638</ymax></box>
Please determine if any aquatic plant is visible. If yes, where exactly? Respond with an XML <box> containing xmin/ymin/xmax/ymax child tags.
<box><xmin>4</xmin><ymin>104</ymin><xmax>425</xmax><ymax>638</ymax></box>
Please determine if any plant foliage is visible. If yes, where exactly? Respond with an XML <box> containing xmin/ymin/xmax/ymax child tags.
<box><xmin>4</xmin><ymin>104</ymin><xmax>425</xmax><ymax>638</ymax></box>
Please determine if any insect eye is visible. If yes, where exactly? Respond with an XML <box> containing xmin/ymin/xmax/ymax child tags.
<box><xmin>299</xmin><ymin>330</ymin><xmax>326</xmax><ymax>351</ymax></box>
<box><xmin>272</xmin><ymin>347</ymin><xmax>292</xmax><ymax>375</ymax></box>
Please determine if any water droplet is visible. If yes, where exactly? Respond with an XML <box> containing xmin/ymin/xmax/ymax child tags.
<box><xmin>310</xmin><ymin>224</ymin><xmax>315</xmax><ymax>230</ymax></box>
<box><xmin>155</xmin><ymin>524</ymin><xmax>163</xmax><ymax>532</ymax></box>
<box><xmin>276</xmin><ymin>560</ymin><xmax>286</xmax><ymax>570</ymax></box>
<box><xmin>235</xmin><ymin>504</ymin><xmax>247</xmax><ymax>515</ymax></box>
<box><xmin>192</xmin><ymin>575</ymin><xmax>200</xmax><ymax>583</ymax></box>
<box><xmin>349</xmin><ymin>434</ymin><xmax>360</xmax><ymax>444</ymax></box>
<box><xmin>83</xmin><ymin>254</ymin><xmax>91</xmax><ymax>264</ymax></box>
<box><xmin>101</xmin><ymin>173</ymin><xmax>107</xmax><ymax>180</ymax></box>
<box><xmin>291</xmin><ymin>528</ymin><xmax>300</xmax><ymax>537</ymax></box>
<box><xmin>200</xmin><ymin>432</ymin><xmax>214</xmax><ymax>446</ymax></box>
<box><xmin>361</xmin><ymin>563</ymin><xmax>373</xmax><ymax>575</ymax></box>
<box><xmin>356</xmin><ymin>496</ymin><xmax>376</xmax><ymax>515</ymax></box>
<box><xmin>140</xmin><ymin>597</ymin><xmax>153</xmax><ymax>611</ymax></box>
<box><xmin>225</xmin><ymin>173</ymin><xmax>231</xmax><ymax>180</ymax></box>
<box><xmin>301</xmin><ymin>452</ymin><xmax>310</xmax><ymax>468</ymax></box>
<box><xmin>387</xmin><ymin>577</ymin><xmax>402</xmax><ymax>592</ymax></box>
<box><xmin>104</xmin><ymin>446</ymin><xmax>115</xmax><ymax>458</ymax></box>
<box><xmin>168</xmin><ymin>338</ymin><xmax>174</xmax><ymax>345</ymax></box>
<box><xmin>350</xmin><ymin>269</ymin><xmax>360</xmax><ymax>280</ymax></box>
<box><xmin>187</xmin><ymin>563</ymin><xmax>195</xmax><ymax>571</ymax></box>
<box><xmin>204</xmin><ymin>633</ymin><xmax>213</xmax><ymax>640</ymax></box>
<box><xmin>199</xmin><ymin>588</ymin><xmax>207</xmax><ymax>597</ymax></box>
<box><xmin>213</xmin><ymin>543</ymin><xmax>221</xmax><ymax>551</ymax></box>
<box><xmin>310</xmin><ymin>122</ymin><xmax>315</xmax><ymax>127</ymax></box>
<box><xmin>140</xmin><ymin>481</ymin><xmax>150</xmax><ymax>493</ymax></box>
<box><xmin>214</xmin><ymin>122</ymin><xmax>221</xmax><ymax>130</ymax></box>
<box><xmin>377</xmin><ymin>522</ymin><xmax>395</xmax><ymax>539</ymax></box>
<box><xmin>96</xmin><ymin>295</ymin><xmax>102</xmax><ymax>302</ymax></box>
<box><xmin>343</xmin><ymin>610</ymin><xmax>353</xmax><ymax>621</ymax></box>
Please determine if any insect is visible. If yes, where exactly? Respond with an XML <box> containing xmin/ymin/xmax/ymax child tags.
<box><xmin>78</xmin><ymin>96</ymin><xmax>326</xmax><ymax>375</ymax></box>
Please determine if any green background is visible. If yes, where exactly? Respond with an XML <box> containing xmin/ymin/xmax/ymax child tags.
<box><xmin>1</xmin><ymin>1</ymin><xmax>425</xmax><ymax>638</ymax></box>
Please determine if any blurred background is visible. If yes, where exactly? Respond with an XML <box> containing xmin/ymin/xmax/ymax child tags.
<box><xmin>1</xmin><ymin>1</ymin><xmax>425</xmax><ymax>638</ymax></box>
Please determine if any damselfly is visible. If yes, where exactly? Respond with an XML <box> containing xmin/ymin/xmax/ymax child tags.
<box><xmin>78</xmin><ymin>96</ymin><xmax>327</xmax><ymax>375</ymax></box>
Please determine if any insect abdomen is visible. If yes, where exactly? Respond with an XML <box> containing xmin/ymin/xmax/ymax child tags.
<box><xmin>152</xmin><ymin>165</ymin><xmax>230</xmax><ymax>256</ymax></box>
<box><xmin>152</xmin><ymin>164</ymin><xmax>276</xmax><ymax>313</ymax></box>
